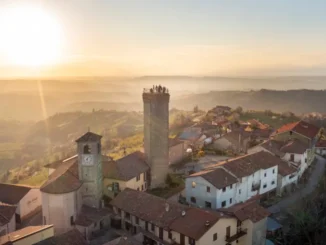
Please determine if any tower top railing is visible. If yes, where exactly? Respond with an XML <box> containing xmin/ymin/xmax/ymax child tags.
<box><xmin>143</xmin><ymin>85</ymin><xmax>169</xmax><ymax>94</ymax></box>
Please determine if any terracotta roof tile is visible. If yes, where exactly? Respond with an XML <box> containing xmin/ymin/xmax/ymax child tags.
<box><xmin>280</xmin><ymin>139</ymin><xmax>309</xmax><ymax>154</ymax></box>
<box><xmin>34</xmin><ymin>229</ymin><xmax>87</xmax><ymax>245</ymax></box>
<box><xmin>0</xmin><ymin>203</ymin><xmax>16</xmax><ymax>226</ymax></box>
<box><xmin>188</xmin><ymin>168</ymin><xmax>238</xmax><ymax>189</ymax></box>
<box><xmin>218</xmin><ymin>198</ymin><xmax>270</xmax><ymax>223</ymax></box>
<box><xmin>260</xmin><ymin>140</ymin><xmax>285</xmax><ymax>156</ymax></box>
<box><xmin>75</xmin><ymin>205</ymin><xmax>112</xmax><ymax>226</ymax></box>
<box><xmin>75</xmin><ymin>132</ymin><xmax>102</xmax><ymax>142</ymax></box>
<box><xmin>40</xmin><ymin>160</ymin><xmax>82</xmax><ymax>194</ymax></box>
<box><xmin>0</xmin><ymin>183</ymin><xmax>31</xmax><ymax>204</ymax></box>
<box><xmin>277</xmin><ymin>161</ymin><xmax>297</xmax><ymax>176</ymax></box>
<box><xmin>110</xmin><ymin>189</ymin><xmax>227</xmax><ymax>240</ymax></box>
<box><xmin>274</xmin><ymin>120</ymin><xmax>319</xmax><ymax>140</ymax></box>
<box><xmin>216</xmin><ymin>151</ymin><xmax>279</xmax><ymax>178</ymax></box>
<box><xmin>103</xmin><ymin>151</ymin><xmax>149</xmax><ymax>181</ymax></box>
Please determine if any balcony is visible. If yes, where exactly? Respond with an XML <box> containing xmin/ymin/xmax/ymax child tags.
<box><xmin>251</xmin><ymin>181</ymin><xmax>261</xmax><ymax>191</ymax></box>
<box><xmin>225</xmin><ymin>228</ymin><xmax>248</xmax><ymax>243</ymax></box>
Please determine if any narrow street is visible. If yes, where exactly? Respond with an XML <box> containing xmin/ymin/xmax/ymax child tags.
<box><xmin>268</xmin><ymin>155</ymin><xmax>326</xmax><ymax>214</ymax></box>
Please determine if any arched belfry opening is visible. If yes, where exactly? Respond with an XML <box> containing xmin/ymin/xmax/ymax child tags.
<box><xmin>83</xmin><ymin>144</ymin><xmax>91</xmax><ymax>154</ymax></box>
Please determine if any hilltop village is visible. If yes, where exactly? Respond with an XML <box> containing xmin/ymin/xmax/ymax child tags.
<box><xmin>1</xmin><ymin>85</ymin><xmax>326</xmax><ymax>245</ymax></box>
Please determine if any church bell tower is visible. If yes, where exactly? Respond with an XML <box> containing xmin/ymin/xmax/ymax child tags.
<box><xmin>76</xmin><ymin>132</ymin><xmax>103</xmax><ymax>208</ymax></box>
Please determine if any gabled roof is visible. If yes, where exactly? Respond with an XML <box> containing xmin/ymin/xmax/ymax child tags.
<box><xmin>222</xmin><ymin>130</ymin><xmax>251</xmax><ymax>146</ymax></box>
<box><xmin>218</xmin><ymin>198</ymin><xmax>270</xmax><ymax>223</ymax></box>
<box><xmin>0</xmin><ymin>203</ymin><xmax>16</xmax><ymax>226</ymax></box>
<box><xmin>75</xmin><ymin>131</ymin><xmax>102</xmax><ymax>142</ymax></box>
<box><xmin>188</xmin><ymin>168</ymin><xmax>238</xmax><ymax>190</ymax></box>
<box><xmin>259</xmin><ymin>140</ymin><xmax>285</xmax><ymax>156</ymax></box>
<box><xmin>280</xmin><ymin>139</ymin><xmax>309</xmax><ymax>154</ymax></box>
<box><xmin>103</xmin><ymin>151</ymin><xmax>149</xmax><ymax>181</ymax></box>
<box><xmin>277</xmin><ymin>161</ymin><xmax>297</xmax><ymax>177</ymax></box>
<box><xmin>0</xmin><ymin>183</ymin><xmax>31</xmax><ymax>204</ymax></box>
<box><xmin>1</xmin><ymin>225</ymin><xmax>54</xmax><ymax>244</ymax></box>
<box><xmin>40</xmin><ymin>160</ymin><xmax>82</xmax><ymax>194</ymax></box>
<box><xmin>34</xmin><ymin>229</ymin><xmax>87</xmax><ymax>245</ymax></box>
<box><xmin>215</xmin><ymin>151</ymin><xmax>279</xmax><ymax>178</ymax></box>
<box><xmin>273</xmin><ymin>120</ymin><xmax>319</xmax><ymax>140</ymax></box>
<box><xmin>110</xmin><ymin>188</ymin><xmax>227</xmax><ymax>240</ymax></box>
<box><xmin>75</xmin><ymin>205</ymin><xmax>112</xmax><ymax>227</ymax></box>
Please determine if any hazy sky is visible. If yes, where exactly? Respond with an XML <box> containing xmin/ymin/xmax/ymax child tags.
<box><xmin>1</xmin><ymin>0</ymin><xmax>326</xmax><ymax>77</ymax></box>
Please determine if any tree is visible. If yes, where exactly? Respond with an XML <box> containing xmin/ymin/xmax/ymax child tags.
<box><xmin>193</xmin><ymin>105</ymin><xmax>199</xmax><ymax>113</ymax></box>
<box><xmin>234</xmin><ymin>106</ymin><xmax>243</xmax><ymax>114</ymax></box>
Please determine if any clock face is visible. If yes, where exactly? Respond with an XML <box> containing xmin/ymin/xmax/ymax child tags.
<box><xmin>82</xmin><ymin>155</ymin><xmax>93</xmax><ymax>165</ymax></box>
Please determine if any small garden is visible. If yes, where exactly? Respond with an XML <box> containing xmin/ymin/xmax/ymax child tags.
<box><xmin>147</xmin><ymin>174</ymin><xmax>185</xmax><ymax>199</ymax></box>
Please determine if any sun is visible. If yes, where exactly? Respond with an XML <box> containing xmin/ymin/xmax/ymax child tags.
<box><xmin>0</xmin><ymin>5</ymin><xmax>64</xmax><ymax>67</ymax></box>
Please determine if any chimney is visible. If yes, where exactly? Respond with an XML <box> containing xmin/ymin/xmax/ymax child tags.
<box><xmin>165</xmin><ymin>203</ymin><xmax>170</xmax><ymax>212</ymax></box>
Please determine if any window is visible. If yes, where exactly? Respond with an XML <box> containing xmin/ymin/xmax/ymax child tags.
<box><xmin>94</xmin><ymin>222</ymin><xmax>97</xmax><ymax>228</ymax></box>
<box><xmin>136</xmin><ymin>175</ymin><xmax>140</xmax><ymax>181</ymax></box>
<box><xmin>290</xmin><ymin>131</ymin><xmax>293</xmax><ymax>135</ymax></box>
<box><xmin>239</xmin><ymin>189</ymin><xmax>241</xmax><ymax>194</ymax></box>
<box><xmin>125</xmin><ymin>212</ymin><xmax>131</xmax><ymax>220</ymax></box>
<box><xmin>136</xmin><ymin>217</ymin><xmax>139</xmax><ymax>225</ymax></box>
<box><xmin>263</xmin><ymin>183</ymin><xmax>267</xmax><ymax>189</ymax></box>
<box><xmin>237</xmin><ymin>220</ymin><xmax>241</xmax><ymax>227</ymax></box>
<box><xmin>273</xmin><ymin>169</ymin><xmax>275</xmax><ymax>174</ymax></box>
<box><xmin>83</xmin><ymin>144</ymin><xmax>90</xmax><ymax>154</ymax></box>
<box><xmin>222</xmin><ymin>187</ymin><xmax>226</xmax><ymax>192</ymax></box>
<box><xmin>97</xmin><ymin>143</ymin><xmax>101</xmax><ymax>154</ymax></box>
<box><xmin>206</xmin><ymin>186</ymin><xmax>210</xmax><ymax>193</ymax></box>
<box><xmin>271</xmin><ymin>180</ymin><xmax>275</xmax><ymax>185</ymax></box>
<box><xmin>221</xmin><ymin>201</ymin><xmax>226</xmax><ymax>207</ymax></box>
<box><xmin>188</xmin><ymin>237</ymin><xmax>195</xmax><ymax>245</ymax></box>
<box><xmin>190</xmin><ymin>197</ymin><xmax>196</xmax><ymax>203</ymax></box>
<box><xmin>151</xmin><ymin>223</ymin><xmax>155</xmax><ymax>231</ymax></box>
<box><xmin>137</xmin><ymin>188</ymin><xmax>139</xmax><ymax>191</ymax></box>
<box><xmin>230</xmin><ymin>184</ymin><xmax>233</xmax><ymax>189</ymax></box>
<box><xmin>70</xmin><ymin>216</ymin><xmax>74</xmax><ymax>226</ymax></box>
<box><xmin>168</xmin><ymin>232</ymin><xmax>172</xmax><ymax>239</ymax></box>
<box><xmin>230</xmin><ymin>198</ymin><xmax>232</xmax><ymax>204</ymax></box>
<box><xmin>305</xmin><ymin>158</ymin><xmax>307</xmax><ymax>163</ymax></box>
<box><xmin>144</xmin><ymin>172</ymin><xmax>147</xmax><ymax>181</ymax></box>
<box><xmin>213</xmin><ymin>233</ymin><xmax>217</xmax><ymax>241</ymax></box>
<box><xmin>205</xmin><ymin>201</ymin><xmax>212</xmax><ymax>208</ymax></box>
<box><xmin>290</xmin><ymin>154</ymin><xmax>294</xmax><ymax>161</ymax></box>
<box><xmin>264</xmin><ymin>173</ymin><xmax>267</xmax><ymax>177</ymax></box>
<box><xmin>192</xmin><ymin>182</ymin><xmax>196</xmax><ymax>188</ymax></box>
<box><xmin>141</xmin><ymin>185</ymin><xmax>144</xmax><ymax>191</ymax></box>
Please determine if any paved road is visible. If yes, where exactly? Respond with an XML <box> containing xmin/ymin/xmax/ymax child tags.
<box><xmin>268</xmin><ymin>155</ymin><xmax>326</xmax><ymax>214</ymax></box>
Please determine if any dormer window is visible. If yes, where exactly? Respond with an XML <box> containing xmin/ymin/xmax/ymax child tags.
<box><xmin>83</xmin><ymin>145</ymin><xmax>91</xmax><ymax>154</ymax></box>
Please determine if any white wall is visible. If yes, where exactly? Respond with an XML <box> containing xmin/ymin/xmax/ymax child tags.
<box><xmin>216</xmin><ymin>184</ymin><xmax>236</xmax><ymax>208</ymax></box>
<box><xmin>0</xmin><ymin>214</ymin><xmax>15</xmax><ymax>236</ymax></box>
<box><xmin>19</xmin><ymin>188</ymin><xmax>42</xmax><ymax>220</ymax></box>
<box><xmin>42</xmin><ymin>191</ymin><xmax>79</xmax><ymax>234</ymax></box>
<box><xmin>282</xmin><ymin>152</ymin><xmax>307</xmax><ymax>177</ymax></box>
<box><xmin>185</xmin><ymin>176</ymin><xmax>218</xmax><ymax>209</ymax></box>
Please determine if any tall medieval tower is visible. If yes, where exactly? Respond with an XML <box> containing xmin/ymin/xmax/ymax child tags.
<box><xmin>143</xmin><ymin>85</ymin><xmax>170</xmax><ymax>188</ymax></box>
<box><xmin>76</xmin><ymin>132</ymin><xmax>103</xmax><ymax>208</ymax></box>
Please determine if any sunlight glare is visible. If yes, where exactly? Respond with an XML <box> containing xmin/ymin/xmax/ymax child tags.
<box><xmin>0</xmin><ymin>4</ymin><xmax>64</xmax><ymax>67</ymax></box>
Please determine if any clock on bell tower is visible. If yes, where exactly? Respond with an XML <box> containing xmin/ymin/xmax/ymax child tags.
<box><xmin>76</xmin><ymin>131</ymin><xmax>103</xmax><ymax>208</ymax></box>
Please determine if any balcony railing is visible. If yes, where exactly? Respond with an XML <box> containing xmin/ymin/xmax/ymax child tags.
<box><xmin>251</xmin><ymin>181</ymin><xmax>261</xmax><ymax>191</ymax></box>
<box><xmin>225</xmin><ymin>228</ymin><xmax>248</xmax><ymax>243</ymax></box>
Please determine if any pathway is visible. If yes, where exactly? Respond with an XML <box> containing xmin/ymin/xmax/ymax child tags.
<box><xmin>268</xmin><ymin>155</ymin><xmax>326</xmax><ymax>214</ymax></box>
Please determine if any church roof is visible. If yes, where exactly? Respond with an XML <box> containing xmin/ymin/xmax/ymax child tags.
<box><xmin>75</xmin><ymin>132</ymin><xmax>102</xmax><ymax>143</ymax></box>
<box><xmin>40</xmin><ymin>160</ymin><xmax>82</xmax><ymax>194</ymax></box>
<box><xmin>102</xmin><ymin>151</ymin><xmax>149</xmax><ymax>181</ymax></box>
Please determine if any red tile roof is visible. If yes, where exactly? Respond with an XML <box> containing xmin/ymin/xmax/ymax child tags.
<box><xmin>0</xmin><ymin>203</ymin><xmax>16</xmax><ymax>226</ymax></box>
<box><xmin>188</xmin><ymin>168</ymin><xmax>238</xmax><ymax>190</ymax></box>
<box><xmin>75</xmin><ymin>132</ymin><xmax>102</xmax><ymax>142</ymax></box>
<box><xmin>0</xmin><ymin>183</ymin><xmax>31</xmax><ymax>204</ymax></box>
<box><xmin>274</xmin><ymin>120</ymin><xmax>319</xmax><ymax>140</ymax></box>
<box><xmin>280</xmin><ymin>139</ymin><xmax>309</xmax><ymax>154</ymax></box>
<box><xmin>110</xmin><ymin>188</ymin><xmax>229</xmax><ymax>240</ymax></box>
<box><xmin>103</xmin><ymin>151</ymin><xmax>149</xmax><ymax>181</ymax></box>
<box><xmin>34</xmin><ymin>229</ymin><xmax>87</xmax><ymax>245</ymax></box>
<box><xmin>218</xmin><ymin>198</ymin><xmax>270</xmax><ymax>223</ymax></box>
<box><xmin>277</xmin><ymin>161</ymin><xmax>297</xmax><ymax>177</ymax></box>
<box><xmin>215</xmin><ymin>151</ymin><xmax>280</xmax><ymax>178</ymax></box>
<box><xmin>75</xmin><ymin>205</ymin><xmax>112</xmax><ymax>227</ymax></box>
<box><xmin>40</xmin><ymin>160</ymin><xmax>82</xmax><ymax>194</ymax></box>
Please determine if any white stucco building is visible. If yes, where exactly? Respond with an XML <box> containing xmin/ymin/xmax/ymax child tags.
<box><xmin>0</xmin><ymin>183</ymin><xmax>42</xmax><ymax>224</ymax></box>
<box><xmin>186</xmin><ymin>151</ymin><xmax>280</xmax><ymax>209</ymax></box>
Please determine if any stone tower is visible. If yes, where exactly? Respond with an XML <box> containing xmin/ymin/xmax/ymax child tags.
<box><xmin>76</xmin><ymin>132</ymin><xmax>103</xmax><ymax>208</ymax></box>
<box><xmin>143</xmin><ymin>85</ymin><xmax>170</xmax><ymax>188</ymax></box>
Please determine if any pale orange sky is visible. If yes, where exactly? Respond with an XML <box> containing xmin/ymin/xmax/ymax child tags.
<box><xmin>1</xmin><ymin>0</ymin><xmax>326</xmax><ymax>77</ymax></box>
